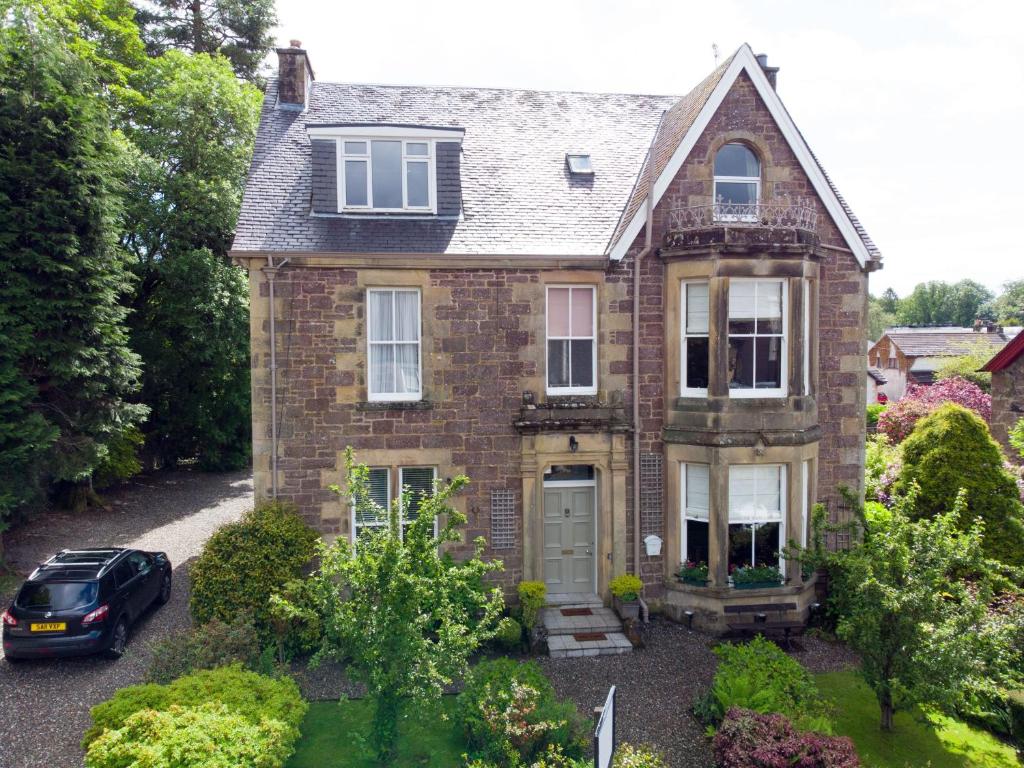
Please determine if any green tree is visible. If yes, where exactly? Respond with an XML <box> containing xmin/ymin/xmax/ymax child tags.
<box><xmin>119</xmin><ymin>51</ymin><xmax>260</xmax><ymax>468</ymax></box>
<box><xmin>933</xmin><ymin>341</ymin><xmax>996</xmax><ymax>391</ymax></box>
<box><xmin>897</xmin><ymin>280</ymin><xmax>995</xmax><ymax>328</ymax></box>
<box><xmin>991</xmin><ymin>279</ymin><xmax>1024</xmax><ymax>326</ymax></box>
<box><xmin>879</xmin><ymin>287</ymin><xmax>900</xmax><ymax>315</ymax></box>
<box><xmin>0</xmin><ymin>3</ymin><xmax>146</xmax><ymax>515</ymax></box>
<box><xmin>134</xmin><ymin>0</ymin><xmax>276</xmax><ymax>83</ymax></box>
<box><xmin>868</xmin><ymin>295</ymin><xmax>896</xmax><ymax>341</ymax></box>
<box><xmin>895</xmin><ymin>403</ymin><xmax>1024</xmax><ymax>565</ymax></box>
<box><xmin>307</xmin><ymin>450</ymin><xmax>504</xmax><ymax>764</ymax></box>
<box><xmin>836</xmin><ymin>489</ymin><xmax>995</xmax><ymax>730</ymax></box>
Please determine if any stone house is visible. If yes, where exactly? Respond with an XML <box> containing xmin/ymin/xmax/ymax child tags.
<box><xmin>982</xmin><ymin>331</ymin><xmax>1024</xmax><ymax>456</ymax></box>
<box><xmin>231</xmin><ymin>42</ymin><xmax>880</xmax><ymax>631</ymax></box>
<box><xmin>867</xmin><ymin>326</ymin><xmax>1009</xmax><ymax>400</ymax></box>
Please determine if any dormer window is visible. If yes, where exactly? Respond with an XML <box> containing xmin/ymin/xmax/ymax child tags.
<box><xmin>713</xmin><ymin>143</ymin><xmax>760</xmax><ymax>220</ymax></box>
<box><xmin>342</xmin><ymin>139</ymin><xmax>432</xmax><ymax>211</ymax></box>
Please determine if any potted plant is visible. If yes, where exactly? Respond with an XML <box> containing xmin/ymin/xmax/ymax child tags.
<box><xmin>609</xmin><ymin>574</ymin><xmax>643</xmax><ymax>621</ymax></box>
<box><xmin>677</xmin><ymin>561</ymin><xmax>709</xmax><ymax>586</ymax></box>
<box><xmin>731</xmin><ymin>565</ymin><xmax>783</xmax><ymax>590</ymax></box>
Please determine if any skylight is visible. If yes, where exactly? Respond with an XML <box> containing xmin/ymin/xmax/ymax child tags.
<box><xmin>566</xmin><ymin>153</ymin><xmax>594</xmax><ymax>175</ymax></box>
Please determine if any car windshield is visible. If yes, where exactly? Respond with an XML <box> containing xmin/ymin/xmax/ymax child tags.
<box><xmin>16</xmin><ymin>582</ymin><xmax>98</xmax><ymax>611</ymax></box>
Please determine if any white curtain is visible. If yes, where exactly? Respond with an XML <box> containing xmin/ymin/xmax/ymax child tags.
<box><xmin>684</xmin><ymin>463</ymin><xmax>710</xmax><ymax>521</ymax></box>
<box><xmin>369</xmin><ymin>290</ymin><xmax>420</xmax><ymax>395</ymax></box>
<box><xmin>728</xmin><ymin>465</ymin><xmax>783</xmax><ymax>523</ymax></box>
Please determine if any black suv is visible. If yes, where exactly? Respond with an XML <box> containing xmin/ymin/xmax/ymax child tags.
<box><xmin>2</xmin><ymin>548</ymin><xmax>172</xmax><ymax>661</ymax></box>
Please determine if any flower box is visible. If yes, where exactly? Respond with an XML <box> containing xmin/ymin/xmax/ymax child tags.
<box><xmin>731</xmin><ymin>565</ymin><xmax>783</xmax><ymax>590</ymax></box>
<box><xmin>613</xmin><ymin>596</ymin><xmax>640</xmax><ymax>621</ymax></box>
<box><xmin>733</xmin><ymin>580</ymin><xmax>783</xmax><ymax>590</ymax></box>
<box><xmin>678</xmin><ymin>576</ymin><xmax>710</xmax><ymax>587</ymax></box>
<box><xmin>677</xmin><ymin>562</ymin><xmax>709</xmax><ymax>587</ymax></box>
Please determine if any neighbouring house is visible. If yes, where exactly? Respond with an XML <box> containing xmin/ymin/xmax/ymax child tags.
<box><xmin>231</xmin><ymin>41</ymin><xmax>880</xmax><ymax>632</ymax></box>
<box><xmin>867</xmin><ymin>325</ymin><xmax>1009</xmax><ymax>400</ymax></box>
<box><xmin>867</xmin><ymin>366</ymin><xmax>887</xmax><ymax>403</ymax></box>
<box><xmin>982</xmin><ymin>331</ymin><xmax>1024</xmax><ymax>456</ymax></box>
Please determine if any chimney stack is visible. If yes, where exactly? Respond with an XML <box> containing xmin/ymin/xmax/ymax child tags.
<box><xmin>755</xmin><ymin>53</ymin><xmax>779</xmax><ymax>90</ymax></box>
<box><xmin>276</xmin><ymin>39</ymin><xmax>314</xmax><ymax>110</ymax></box>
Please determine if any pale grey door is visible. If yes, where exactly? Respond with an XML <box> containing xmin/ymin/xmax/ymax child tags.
<box><xmin>542</xmin><ymin>486</ymin><xmax>595</xmax><ymax>594</ymax></box>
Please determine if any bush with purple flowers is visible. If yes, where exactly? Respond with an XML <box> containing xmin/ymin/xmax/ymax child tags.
<box><xmin>712</xmin><ymin>708</ymin><xmax>860</xmax><ymax>768</ymax></box>
<box><xmin>877</xmin><ymin>377</ymin><xmax>991</xmax><ymax>444</ymax></box>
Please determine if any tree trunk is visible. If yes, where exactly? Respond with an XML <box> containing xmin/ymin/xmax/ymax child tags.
<box><xmin>370</xmin><ymin>690</ymin><xmax>401</xmax><ymax>765</ymax></box>
<box><xmin>880</xmin><ymin>691</ymin><xmax>894</xmax><ymax>731</ymax></box>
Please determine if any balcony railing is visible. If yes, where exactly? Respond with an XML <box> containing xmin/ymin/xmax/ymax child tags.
<box><xmin>666</xmin><ymin>198</ymin><xmax>818</xmax><ymax>234</ymax></box>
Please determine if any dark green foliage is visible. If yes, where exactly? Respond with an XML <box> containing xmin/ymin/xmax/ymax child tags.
<box><xmin>145</xmin><ymin>616</ymin><xmax>262</xmax><ymax>684</ymax></box>
<box><xmin>1009</xmin><ymin>690</ymin><xmax>1024</xmax><ymax>744</ymax></box>
<box><xmin>120</xmin><ymin>52</ymin><xmax>260</xmax><ymax>470</ymax></box>
<box><xmin>91</xmin><ymin>425</ymin><xmax>143</xmax><ymax>489</ymax></box>
<box><xmin>693</xmin><ymin>636</ymin><xmax>830</xmax><ymax>732</ymax></box>
<box><xmin>84</xmin><ymin>665</ymin><xmax>306</xmax><ymax>763</ymax></box>
<box><xmin>189</xmin><ymin>502</ymin><xmax>319</xmax><ymax>637</ymax></box>
<box><xmin>134</xmin><ymin>0</ymin><xmax>276</xmax><ymax>83</ymax></box>
<box><xmin>991</xmin><ymin>280</ymin><xmax>1024</xmax><ymax>326</ymax></box>
<box><xmin>457</xmin><ymin>658</ymin><xmax>589</xmax><ymax>766</ymax></box>
<box><xmin>895</xmin><ymin>403</ymin><xmax>1024</xmax><ymax>565</ymax></box>
<box><xmin>0</xmin><ymin>3</ymin><xmax>145</xmax><ymax>519</ymax></box>
<box><xmin>897</xmin><ymin>280</ymin><xmax>995</xmax><ymax>328</ymax></box>
<box><xmin>494</xmin><ymin>617</ymin><xmax>523</xmax><ymax>650</ymax></box>
<box><xmin>267</xmin><ymin>578</ymin><xmax>323</xmax><ymax>662</ymax></box>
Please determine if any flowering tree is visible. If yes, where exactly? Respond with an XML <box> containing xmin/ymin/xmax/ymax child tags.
<box><xmin>877</xmin><ymin>376</ymin><xmax>991</xmax><ymax>443</ymax></box>
<box><xmin>306</xmin><ymin>449</ymin><xmax>504</xmax><ymax>764</ymax></box>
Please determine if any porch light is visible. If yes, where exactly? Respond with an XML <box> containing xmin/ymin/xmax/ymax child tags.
<box><xmin>568</xmin><ymin>435</ymin><xmax>579</xmax><ymax>453</ymax></box>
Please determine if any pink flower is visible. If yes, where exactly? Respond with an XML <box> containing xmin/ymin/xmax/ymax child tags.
<box><xmin>877</xmin><ymin>377</ymin><xmax>991</xmax><ymax>444</ymax></box>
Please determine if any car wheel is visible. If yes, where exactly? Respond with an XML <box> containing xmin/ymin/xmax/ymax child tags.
<box><xmin>156</xmin><ymin>572</ymin><xmax>172</xmax><ymax>605</ymax></box>
<box><xmin>105</xmin><ymin>617</ymin><xmax>128</xmax><ymax>659</ymax></box>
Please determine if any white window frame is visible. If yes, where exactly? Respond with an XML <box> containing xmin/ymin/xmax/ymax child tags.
<box><xmin>399</xmin><ymin>466</ymin><xmax>438</xmax><ymax>538</ymax></box>
<box><xmin>367</xmin><ymin>288</ymin><xmax>422</xmax><ymax>403</ymax></box>
<box><xmin>728</xmin><ymin>278</ymin><xmax>789</xmax><ymax>399</ymax></box>
<box><xmin>545</xmin><ymin>285</ymin><xmax>598</xmax><ymax>396</ymax></box>
<box><xmin>338</xmin><ymin>138</ymin><xmax>436</xmax><ymax>213</ymax></box>
<box><xmin>727</xmin><ymin>464</ymin><xmax>787</xmax><ymax>573</ymax></box>
<box><xmin>680</xmin><ymin>281</ymin><xmax>710</xmax><ymax>397</ymax></box>
<box><xmin>680</xmin><ymin>463</ymin><xmax>710</xmax><ymax>566</ymax></box>
<box><xmin>802</xmin><ymin>278</ymin><xmax>811</xmax><ymax>396</ymax></box>
<box><xmin>713</xmin><ymin>143</ymin><xmax>761</xmax><ymax>222</ymax></box>
<box><xmin>351</xmin><ymin>467</ymin><xmax>391</xmax><ymax>544</ymax></box>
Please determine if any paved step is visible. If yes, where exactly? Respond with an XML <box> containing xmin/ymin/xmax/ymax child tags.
<box><xmin>540</xmin><ymin>606</ymin><xmax>623</xmax><ymax>636</ymax></box>
<box><xmin>544</xmin><ymin>592</ymin><xmax>603</xmax><ymax>609</ymax></box>
<box><xmin>547</xmin><ymin>631</ymin><xmax>633</xmax><ymax>658</ymax></box>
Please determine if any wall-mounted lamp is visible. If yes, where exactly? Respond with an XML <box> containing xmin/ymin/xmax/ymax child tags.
<box><xmin>568</xmin><ymin>435</ymin><xmax>579</xmax><ymax>453</ymax></box>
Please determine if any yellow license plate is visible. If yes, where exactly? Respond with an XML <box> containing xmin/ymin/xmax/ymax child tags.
<box><xmin>30</xmin><ymin>622</ymin><xmax>66</xmax><ymax>632</ymax></box>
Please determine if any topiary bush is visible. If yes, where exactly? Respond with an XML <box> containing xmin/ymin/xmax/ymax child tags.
<box><xmin>517</xmin><ymin>580</ymin><xmax>546</xmax><ymax>633</ymax></box>
<box><xmin>712</xmin><ymin>708</ymin><xmax>860</xmax><ymax>768</ymax></box>
<box><xmin>694</xmin><ymin>636</ymin><xmax>830</xmax><ymax>731</ymax></box>
<box><xmin>895</xmin><ymin>403</ymin><xmax>1024</xmax><ymax>565</ymax></box>
<box><xmin>190</xmin><ymin>501</ymin><xmax>319</xmax><ymax>636</ymax></box>
<box><xmin>146</xmin><ymin>616</ymin><xmax>262</xmax><ymax>684</ymax></box>
<box><xmin>457</xmin><ymin>658</ymin><xmax>589</xmax><ymax>767</ymax></box>
<box><xmin>84</xmin><ymin>665</ymin><xmax>306</xmax><ymax>748</ymax></box>
<box><xmin>84</xmin><ymin>703</ymin><xmax>293</xmax><ymax>768</ymax></box>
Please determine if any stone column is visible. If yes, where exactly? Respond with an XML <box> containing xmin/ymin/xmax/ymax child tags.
<box><xmin>708</xmin><ymin>451</ymin><xmax>729</xmax><ymax>587</ymax></box>
<box><xmin>709</xmin><ymin>277</ymin><xmax>729</xmax><ymax>398</ymax></box>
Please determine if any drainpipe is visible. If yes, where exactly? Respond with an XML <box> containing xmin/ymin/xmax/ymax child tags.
<box><xmin>632</xmin><ymin>113</ymin><xmax>665</xmax><ymax>588</ymax></box>
<box><xmin>261</xmin><ymin>255</ymin><xmax>289</xmax><ymax>498</ymax></box>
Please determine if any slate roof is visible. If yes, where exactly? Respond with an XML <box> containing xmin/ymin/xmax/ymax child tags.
<box><xmin>867</xmin><ymin>367</ymin><xmax>888</xmax><ymax>384</ymax></box>
<box><xmin>232</xmin><ymin>78</ymin><xmax>675</xmax><ymax>255</ymax></box>
<box><xmin>885</xmin><ymin>328</ymin><xmax>1010</xmax><ymax>358</ymax></box>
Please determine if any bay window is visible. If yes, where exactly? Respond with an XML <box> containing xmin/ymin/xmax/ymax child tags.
<box><xmin>546</xmin><ymin>286</ymin><xmax>596</xmax><ymax>395</ymax></box>
<box><xmin>727</xmin><ymin>464</ymin><xmax>785</xmax><ymax>571</ymax></box>
<box><xmin>728</xmin><ymin>279</ymin><xmax>787</xmax><ymax>396</ymax></box>
<box><xmin>341</xmin><ymin>139</ymin><xmax>433</xmax><ymax>211</ymax></box>
<box><xmin>367</xmin><ymin>288</ymin><xmax>421</xmax><ymax>401</ymax></box>
<box><xmin>681</xmin><ymin>282</ymin><xmax>709</xmax><ymax>395</ymax></box>
<box><xmin>681</xmin><ymin>463</ymin><xmax>710</xmax><ymax>565</ymax></box>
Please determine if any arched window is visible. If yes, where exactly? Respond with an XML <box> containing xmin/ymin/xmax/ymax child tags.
<box><xmin>713</xmin><ymin>143</ymin><xmax>761</xmax><ymax>218</ymax></box>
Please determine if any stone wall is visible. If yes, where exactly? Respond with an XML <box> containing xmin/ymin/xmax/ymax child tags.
<box><xmin>991</xmin><ymin>355</ymin><xmax>1024</xmax><ymax>456</ymax></box>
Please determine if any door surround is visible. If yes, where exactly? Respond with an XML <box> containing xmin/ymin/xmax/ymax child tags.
<box><xmin>521</xmin><ymin>431</ymin><xmax>628</xmax><ymax>602</ymax></box>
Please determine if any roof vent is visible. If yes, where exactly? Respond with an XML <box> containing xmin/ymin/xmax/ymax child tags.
<box><xmin>566</xmin><ymin>153</ymin><xmax>594</xmax><ymax>175</ymax></box>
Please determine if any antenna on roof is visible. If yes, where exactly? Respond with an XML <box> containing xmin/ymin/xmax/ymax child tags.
<box><xmin>712</xmin><ymin>43</ymin><xmax>720</xmax><ymax>65</ymax></box>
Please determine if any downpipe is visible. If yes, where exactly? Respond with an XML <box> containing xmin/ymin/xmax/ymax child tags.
<box><xmin>262</xmin><ymin>255</ymin><xmax>289</xmax><ymax>499</ymax></box>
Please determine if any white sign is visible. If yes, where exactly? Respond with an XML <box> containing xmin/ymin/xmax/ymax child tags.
<box><xmin>594</xmin><ymin>686</ymin><xmax>616</xmax><ymax>768</ymax></box>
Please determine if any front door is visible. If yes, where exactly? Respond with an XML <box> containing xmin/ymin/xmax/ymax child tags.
<box><xmin>543</xmin><ymin>486</ymin><xmax>595</xmax><ymax>594</ymax></box>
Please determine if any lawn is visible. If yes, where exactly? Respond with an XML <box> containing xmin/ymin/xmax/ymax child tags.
<box><xmin>286</xmin><ymin>696</ymin><xmax>466</xmax><ymax>768</ymax></box>
<box><xmin>816</xmin><ymin>671</ymin><xmax>1019</xmax><ymax>768</ymax></box>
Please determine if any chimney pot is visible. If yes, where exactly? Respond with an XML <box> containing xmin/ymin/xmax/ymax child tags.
<box><xmin>755</xmin><ymin>51</ymin><xmax>780</xmax><ymax>90</ymax></box>
<box><xmin>756</xmin><ymin>53</ymin><xmax>768</xmax><ymax>67</ymax></box>
<box><xmin>290</xmin><ymin>39</ymin><xmax>302</xmax><ymax>48</ymax></box>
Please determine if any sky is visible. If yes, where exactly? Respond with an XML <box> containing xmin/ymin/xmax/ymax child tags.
<box><xmin>272</xmin><ymin>0</ymin><xmax>1024</xmax><ymax>298</ymax></box>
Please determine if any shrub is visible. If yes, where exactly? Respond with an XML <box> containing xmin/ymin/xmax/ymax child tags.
<box><xmin>146</xmin><ymin>616</ymin><xmax>262</xmax><ymax>684</ymax></box>
<box><xmin>267</xmin><ymin>578</ymin><xmax>322</xmax><ymax>662</ymax></box>
<box><xmin>935</xmin><ymin>347</ymin><xmax>994</xmax><ymax>391</ymax></box>
<box><xmin>518</xmin><ymin>581</ymin><xmax>546</xmax><ymax>632</ymax></box>
<box><xmin>92</xmin><ymin>425</ymin><xmax>144</xmax><ymax>490</ymax></box>
<box><xmin>1011</xmin><ymin>418</ymin><xmax>1024</xmax><ymax>460</ymax></box>
<box><xmin>84</xmin><ymin>665</ymin><xmax>306</xmax><ymax>748</ymax></box>
<box><xmin>694</xmin><ymin>636</ymin><xmax>829</xmax><ymax>730</ymax></box>
<box><xmin>612</xmin><ymin>743</ymin><xmax>667</xmax><ymax>768</ymax></box>
<box><xmin>712</xmin><ymin>708</ymin><xmax>860</xmax><ymax>768</ymax></box>
<box><xmin>609</xmin><ymin>574</ymin><xmax>643</xmax><ymax>601</ymax></box>
<box><xmin>864</xmin><ymin>434</ymin><xmax>900</xmax><ymax>505</ymax></box>
<box><xmin>878</xmin><ymin>377</ymin><xmax>991</xmax><ymax>444</ymax></box>
<box><xmin>84</xmin><ymin>703</ymin><xmax>293</xmax><ymax>768</ymax></box>
<box><xmin>494</xmin><ymin>616</ymin><xmax>523</xmax><ymax>650</ymax></box>
<box><xmin>458</xmin><ymin>658</ymin><xmax>588</xmax><ymax>766</ymax></box>
<box><xmin>895</xmin><ymin>403</ymin><xmax>1024</xmax><ymax>565</ymax></box>
<box><xmin>1009</xmin><ymin>690</ymin><xmax>1024</xmax><ymax>744</ymax></box>
<box><xmin>866</xmin><ymin>403</ymin><xmax>886</xmax><ymax>430</ymax></box>
<box><xmin>190</xmin><ymin>501</ymin><xmax>319</xmax><ymax>636</ymax></box>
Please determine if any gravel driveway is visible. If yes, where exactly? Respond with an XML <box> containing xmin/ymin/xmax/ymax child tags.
<box><xmin>0</xmin><ymin>470</ymin><xmax>253</xmax><ymax>768</ymax></box>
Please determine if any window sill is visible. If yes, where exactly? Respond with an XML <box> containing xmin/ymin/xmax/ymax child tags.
<box><xmin>356</xmin><ymin>400</ymin><xmax>433</xmax><ymax>411</ymax></box>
